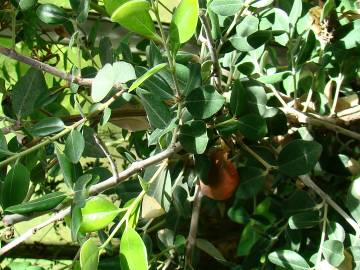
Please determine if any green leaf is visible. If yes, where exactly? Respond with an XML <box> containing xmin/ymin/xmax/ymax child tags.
<box><xmin>170</xmin><ymin>0</ymin><xmax>199</xmax><ymax>43</ymax></box>
<box><xmin>230</xmin><ymin>31</ymin><xmax>272</xmax><ymax>52</ymax></box>
<box><xmin>268</xmin><ymin>250</ymin><xmax>310</xmax><ymax>270</ymax></box>
<box><xmin>56</xmin><ymin>148</ymin><xmax>82</xmax><ymax>188</ymax></box>
<box><xmin>103</xmin><ymin>0</ymin><xmax>128</xmax><ymax>15</ymax></box>
<box><xmin>196</xmin><ymin>238</ymin><xmax>227</xmax><ymax>263</ymax></box>
<box><xmin>346</xmin><ymin>182</ymin><xmax>360</xmax><ymax>224</ymax></box>
<box><xmin>179</xmin><ymin>120</ymin><xmax>208</xmax><ymax>154</ymax></box>
<box><xmin>31</xmin><ymin>117</ymin><xmax>65</xmax><ymax>137</ymax></box>
<box><xmin>12</xmin><ymin>68</ymin><xmax>47</xmax><ymax>118</ymax></box>
<box><xmin>70</xmin><ymin>0</ymin><xmax>89</xmax><ymax>23</ymax></box>
<box><xmin>288</xmin><ymin>211</ymin><xmax>320</xmax><ymax>229</ymax></box>
<box><xmin>296</xmin><ymin>30</ymin><xmax>316</xmax><ymax>66</ymax></box>
<box><xmin>136</xmin><ymin>88</ymin><xmax>172</xmax><ymax>129</ymax></box>
<box><xmin>5</xmin><ymin>192</ymin><xmax>67</xmax><ymax>215</ymax></box>
<box><xmin>80</xmin><ymin>238</ymin><xmax>99</xmax><ymax>270</ymax></box>
<box><xmin>321</xmin><ymin>0</ymin><xmax>335</xmax><ymax>21</ymax></box>
<box><xmin>230</xmin><ymin>80</ymin><xmax>247</xmax><ymax>117</ymax></box>
<box><xmin>0</xmin><ymin>130</ymin><xmax>12</xmax><ymax>158</ymax></box>
<box><xmin>327</xmin><ymin>222</ymin><xmax>345</xmax><ymax>242</ymax></box>
<box><xmin>2</xmin><ymin>163</ymin><xmax>30</xmax><ymax>209</ymax></box>
<box><xmin>111</xmin><ymin>0</ymin><xmax>160</xmax><ymax>41</ymax></box>
<box><xmin>99</xmin><ymin>37</ymin><xmax>113</xmax><ymax>65</ymax></box>
<box><xmin>235</xmin><ymin>167</ymin><xmax>266</xmax><ymax>199</ymax></box>
<box><xmin>209</xmin><ymin>0</ymin><xmax>244</xmax><ymax>16</ymax></box>
<box><xmin>113</xmin><ymin>61</ymin><xmax>136</xmax><ymax>84</ymax></box>
<box><xmin>36</xmin><ymin>4</ymin><xmax>68</xmax><ymax>24</ymax></box>
<box><xmin>80</xmin><ymin>196</ymin><xmax>121</xmax><ymax>232</ymax></box>
<box><xmin>129</xmin><ymin>63</ymin><xmax>167</xmax><ymax>91</ymax></box>
<box><xmin>289</xmin><ymin>0</ymin><xmax>302</xmax><ymax>30</ymax></box>
<box><xmin>91</xmin><ymin>63</ymin><xmax>115</xmax><ymax>102</ymax></box>
<box><xmin>250</xmin><ymin>0</ymin><xmax>273</xmax><ymax>8</ymax></box>
<box><xmin>238</xmin><ymin>114</ymin><xmax>268</xmax><ymax>141</ymax></box>
<box><xmin>323</xmin><ymin>240</ymin><xmax>345</xmax><ymax>267</ymax></box>
<box><xmin>16</xmin><ymin>0</ymin><xmax>37</xmax><ymax>11</ymax></box>
<box><xmin>278</xmin><ymin>140</ymin><xmax>322</xmax><ymax>177</ymax></box>
<box><xmin>120</xmin><ymin>228</ymin><xmax>148</xmax><ymax>270</ymax></box>
<box><xmin>64</xmin><ymin>130</ymin><xmax>85</xmax><ymax>164</ymax></box>
<box><xmin>257</xmin><ymin>71</ymin><xmax>292</xmax><ymax>84</ymax></box>
<box><xmin>185</xmin><ymin>85</ymin><xmax>225</xmax><ymax>119</ymax></box>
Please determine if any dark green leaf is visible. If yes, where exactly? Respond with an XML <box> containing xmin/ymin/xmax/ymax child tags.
<box><xmin>120</xmin><ymin>228</ymin><xmax>148</xmax><ymax>270</ymax></box>
<box><xmin>5</xmin><ymin>192</ymin><xmax>67</xmax><ymax>215</ymax></box>
<box><xmin>236</xmin><ymin>167</ymin><xmax>266</xmax><ymax>199</ymax></box>
<box><xmin>36</xmin><ymin>4</ymin><xmax>68</xmax><ymax>24</ymax></box>
<box><xmin>288</xmin><ymin>211</ymin><xmax>320</xmax><ymax>229</ymax></box>
<box><xmin>31</xmin><ymin>118</ymin><xmax>65</xmax><ymax>137</ymax></box>
<box><xmin>130</xmin><ymin>63</ymin><xmax>167</xmax><ymax>91</ymax></box>
<box><xmin>179</xmin><ymin>120</ymin><xmax>208</xmax><ymax>154</ymax></box>
<box><xmin>99</xmin><ymin>37</ymin><xmax>113</xmax><ymax>65</ymax></box>
<box><xmin>238</xmin><ymin>114</ymin><xmax>268</xmax><ymax>141</ymax></box>
<box><xmin>230</xmin><ymin>80</ymin><xmax>246</xmax><ymax>116</ymax></box>
<box><xmin>185</xmin><ymin>85</ymin><xmax>225</xmax><ymax>119</ymax></box>
<box><xmin>278</xmin><ymin>140</ymin><xmax>322</xmax><ymax>177</ymax></box>
<box><xmin>2</xmin><ymin>163</ymin><xmax>30</xmax><ymax>208</ymax></box>
<box><xmin>64</xmin><ymin>130</ymin><xmax>85</xmax><ymax>164</ymax></box>
<box><xmin>268</xmin><ymin>250</ymin><xmax>310</xmax><ymax>270</ymax></box>
<box><xmin>12</xmin><ymin>68</ymin><xmax>47</xmax><ymax>118</ymax></box>
<box><xmin>296</xmin><ymin>30</ymin><xmax>316</xmax><ymax>66</ymax></box>
<box><xmin>136</xmin><ymin>88</ymin><xmax>172</xmax><ymax>129</ymax></box>
<box><xmin>196</xmin><ymin>238</ymin><xmax>227</xmax><ymax>263</ymax></box>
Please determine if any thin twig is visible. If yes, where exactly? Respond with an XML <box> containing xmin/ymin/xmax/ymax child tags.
<box><xmin>93</xmin><ymin>133</ymin><xmax>118</xmax><ymax>178</ymax></box>
<box><xmin>199</xmin><ymin>12</ymin><xmax>222</xmax><ymax>91</ymax></box>
<box><xmin>185</xmin><ymin>186</ymin><xmax>203</xmax><ymax>268</ymax></box>
<box><xmin>330</xmin><ymin>73</ymin><xmax>344</xmax><ymax>116</ymax></box>
<box><xmin>315</xmin><ymin>203</ymin><xmax>328</xmax><ymax>267</ymax></box>
<box><xmin>299</xmin><ymin>175</ymin><xmax>360</xmax><ymax>237</ymax></box>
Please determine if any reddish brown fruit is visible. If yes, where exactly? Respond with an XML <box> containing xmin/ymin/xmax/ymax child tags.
<box><xmin>199</xmin><ymin>150</ymin><xmax>239</xmax><ymax>201</ymax></box>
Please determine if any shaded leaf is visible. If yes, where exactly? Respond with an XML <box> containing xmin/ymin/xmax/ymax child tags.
<box><xmin>268</xmin><ymin>250</ymin><xmax>310</xmax><ymax>270</ymax></box>
<box><xmin>179</xmin><ymin>120</ymin><xmax>208</xmax><ymax>154</ymax></box>
<box><xmin>31</xmin><ymin>118</ymin><xmax>65</xmax><ymax>137</ymax></box>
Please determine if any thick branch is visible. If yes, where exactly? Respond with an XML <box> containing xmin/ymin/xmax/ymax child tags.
<box><xmin>0</xmin><ymin>46</ymin><xmax>92</xmax><ymax>86</ymax></box>
<box><xmin>3</xmin><ymin>144</ymin><xmax>182</xmax><ymax>226</ymax></box>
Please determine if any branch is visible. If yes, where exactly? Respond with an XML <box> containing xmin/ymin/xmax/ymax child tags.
<box><xmin>93</xmin><ymin>133</ymin><xmax>119</xmax><ymax>178</ymax></box>
<box><xmin>199</xmin><ymin>12</ymin><xmax>223</xmax><ymax>91</ymax></box>
<box><xmin>0</xmin><ymin>46</ymin><xmax>92</xmax><ymax>86</ymax></box>
<box><xmin>3</xmin><ymin>143</ymin><xmax>182</xmax><ymax>226</ymax></box>
<box><xmin>299</xmin><ymin>175</ymin><xmax>360</xmax><ymax>237</ymax></box>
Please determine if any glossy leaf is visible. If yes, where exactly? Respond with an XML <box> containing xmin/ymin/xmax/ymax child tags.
<box><xmin>12</xmin><ymin>68</ymin><xmax>47</xmax><ymax>118</ymax></box>
<box><xmin>64</xmin><ymin>130</ymin><xmax>85</xmax><ymax>164</ymax></box>
<box><xmin>31</xmin><ymin>118</ymin><xmax>65</xmax><ymax>137</ymax></box>
<box><xmin>129</xmin><ymin>63</ymin><xmax>167</xmax><ymax>92</ymax></box>
<box><xmin>36</xmin><ymin>4</ymin><xmax>68</xmax><ymax>24</ymax></box>
<box><xmin>185</xmin><ymin>85</ymin><xmax>225</xmax><ymax>119</ymax></box>
<box><xmin>80</xmin><ymin>238</ymin><xmax>99</xmax><ymax>270</ymax></box>
<box><xmin>120</xmin><ymin>228</ymin><xmax>148</xmax><ymax>270</ymax></box>
<box><xmin>170</xmin><ymin>0</ymin><xmax>199</xmax><ymax>43</ymax></box>
<box><xmin>278</xmin><ymin>140</ymin><xmax>322</xmax><ymax>177</ymax></box>
<box><xmin>209</xmin><ymin>0</ymin><xmax>244</xmax><ymax>16</ymax></box>
<box><xmin>80</xmin><ymin>196</ymin><xmax>121</xmax><ymax>232</ymax></box>
<box><xmin>238</xmin><ymin>114</ymin><xmax>268</xmax><ymax>141</ymax></box>
<box><xmin>103</xmin><ymin>0</ymin><xmax>128</xmax><ymax>14</ymax></box>
<box><xmin>179</xmin><ymin>120</ymin><xmax>208</xmax><ymax>154</ymax></box>
<box><xmin>5</xmin><ymin>192</ymin><xmax>67</xmax><ymax>215</ymax></box>
<box><xmin>2</xmin><ymin>163</ymin><xmax>30</xmax><ymax>209</ymax></box>
<box><xmin>111</xmin><ymin>0</ymin><xmax>160</xmax><ymax>41</ymax></box>
<box><xmin>323</xmin><ymin>240</ymin><xmax>345</xmax><ymax>267</ymax></box>
<box><xmin>136</xmin><ymin>88</ymin><xmax>172</xmax><ymax>129</ymax></box>
<box><xmin>268</xmin><ymin>250</ymin><xmax>310</xmax><ymax>269</ymax></box>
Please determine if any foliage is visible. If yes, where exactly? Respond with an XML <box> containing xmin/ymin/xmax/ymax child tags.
<box><xmin>0</xmin><ymin>0</ymin><xmax>360</xmax><ymax>269</ymax></box>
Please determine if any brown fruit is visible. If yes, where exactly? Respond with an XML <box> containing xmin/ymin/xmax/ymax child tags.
<box><xmin>199</xmin><ymin>150</ymin><xmax>239</xmax><ymax>200</ymax></box>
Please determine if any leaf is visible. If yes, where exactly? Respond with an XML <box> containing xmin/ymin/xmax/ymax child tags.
<box><xmin>136</xmin><ymin>88</ymin><xmax>172</xmax><ymax>129</ymax></box>
<box><xmin>111</xmin><ymin>0</ymin><xmax>160</xmax><ymax>41</ymax></box>
<box><xmin>196</xmin><ymin>238</ymin><xmax>227</xmax><ymax>263</ymax></box>
<box><xmin>278</xmin><ymin>140</ymin><xmax>322</xmax><ymax>177</ymax></box>
<box><xmin>12</xmin><ymin>68</ymin><xmax>47</xmax><ymax>118</ymax></box>
<box><xmin>0</xmin><ymin>130</ymin><xmax>12</xmax><ymax>158</ymax></box>
<box><xmin>17</xmin><ymin>0</ymin><xmax>37</xmax><ymax>11</ymax></box>
<box><xmin>80</xmin><ymin>196</ymin><xmax>121</xmax><ymax>232</ymax></box>
<box><xmin>289</xmin><ymin>0</ymin><xmax>302</xmax><ymax>30</ymax></box>
<box><xmin>36</xmin><ymin>4</ymin><xmax>68</xmax><ymax>24</ymax></box>
<box><xmin>296</xmin><ymin>30</ymin><xmax>316</xmax><ymax>66</ymax></box>
<box><xmin>2</xmin><ymin>163</ymin><xmax>30</xmax><ymax>209</ymax></box>
<box><xmin>238</xmin><ymin>114</ymin><xmax>268</xmax><ymax>141</ymax></box>
<box><xmin>64</xmin><ymin>130</ymin><xmax>85</xmax><ymax>163</ymax></box>
<box><xmin>91</xmin><ymin>63</ymin><xmax>115</xmax><ymax>102</ymax></box>
<box><xmin>288</xmin><ymin>211</ymin><xmax>320</xmax><ymax>229</ymax></box>
<box><xmin>170</xmin><ymin>0</ymin><xmax>199</xmax><ymax>43</ymax></box>
<box><xmin>103</xmin><ymin>0</ymin><xmax>128</xmax><ymax>15</ymax></box>
<box><xmin>250</xmin><ymin>0</ymin><xmax>273</xmax><ymax>8</ymax></box>
<box><xmin>321</xmin><ymin>0</ymin><xmax>335</xmax><ymax>22</ymax></box>
<box><xmin>235</xmin><ymin>167</ymin><xmax>266</xmax><ymax>199</ymax></box>
<box><xmin>5</xmin><ymin>192</ymin><xmax>67</xmax><ymax>215</ymax></box>
<box><xmin>113</xmin><ymin>61</ymin><xmax>136</xmax><ymax>84</ymax></box>
<box><xmin>230</xmin><ymin>31</ymin><xmax>272</xmax><ymax>52</ymax></box>
<box><xmin>257</xmin><ymin>71</ymin><xmax>292</xmax><ymax>84</ymax></box>
<box><xmin>120</xmin><ymin>228</ymin><xmax>148</xmax><ymax>270</ymax></box>
<box><xmin>268</xmin><ymin>250</ymin><xmax>310</xmax><ymax>270</ymax></box>
<box><xmin>80</xmin><ymin>238</ymin><xmax>99</xmax><ymax>270</ymax></box>
<box><xmin>56</xmin><ymin>148</ymin><xmax>82</xmax><ymax>188</ymax></box>
<box><xmin>346</xmin><ymin>183</ymin><xmax>360</xmax><ymax>225</ymax></box>
<box><xmin>31</xmin><ymin>117</ymin><xmax>65</xmax><ymax>137</ymax></box>
<box><xmin>209</xmin><ymin>0</ymin><xmax>244</xmax><ymax>16</ymax></box>
<box><xmin>99</xmin><ymin>37</ymin><xmax>113</xmax><ymax>65</ymax></box>
<box><xmin>230</xmin><ymin>80</ymin><xmax>247</xmax><ymax>117</ymax></box>
<box><xmin>179</xmin><ymin>120</ymin><xmax>208</xmax><ymax>154</ymax></box>
<box><xmin>129</xmin><ymin>63</ymin><xmax>167</xmax><ymax>91</ymax></box>
<box><xmin>327</xmin><ymin>222</ymin><xmax>345</xmax><ymax>242</ymax></box>
<box><xmin>185</xmin><ymin>85</ymin><xmax>225</xmax><ymax>119</ymax></box>
<box><xmin>141</xmin><ymin>194</ymin><xmax>165</xmax><ymax>219</ymax></box>
<box><xmin>323</xmin><ymin>240</ymin><xmax>345</xmax><ymax>267</ymax></box>
<box><xmin>70</xmin><ymin>0</ymin><xmax>89</xmax><ymax>23</ymax></box>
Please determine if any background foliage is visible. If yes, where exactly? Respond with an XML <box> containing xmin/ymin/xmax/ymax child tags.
<box><xmin>0</xmin><ymin>0</ymin><xmax>360</xmax><ymax>269</ymax></box>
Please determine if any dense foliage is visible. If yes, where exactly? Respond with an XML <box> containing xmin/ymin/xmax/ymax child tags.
<box><xmin>0</xmin><ymin>0</ymin><xmax>360</xmax><ymax>269</ymax></box>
